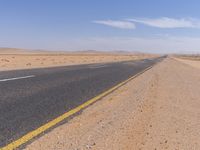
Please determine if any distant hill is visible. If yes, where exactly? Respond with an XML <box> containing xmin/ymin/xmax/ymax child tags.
<box><xmin>0</xmin><ymin>47</ymin><xmax>153</xmax><ymax>55</ymax></box>
<box><xmin>0</xmin><ymin>47</ymin><xmax>29</xmax><ymax>54</ymax></box>
<box><xmin>0</xmin><ymin>47</ymin><xmax>63</xmax><ymax>54</ymax></box>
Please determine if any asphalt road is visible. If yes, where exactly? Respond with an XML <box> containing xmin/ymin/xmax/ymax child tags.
<box><xmin>0</xmin><ymin>57</ymin><xmax>164</xmax><ymax>148</ymax></box>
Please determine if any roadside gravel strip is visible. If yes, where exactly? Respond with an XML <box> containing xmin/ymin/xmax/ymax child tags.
<box><xmin>25</xmin><ymin>58</ymin><xmax>200</xmax><ymax>150</ymax></box>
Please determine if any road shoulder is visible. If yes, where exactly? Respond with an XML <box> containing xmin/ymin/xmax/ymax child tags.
<box><xmin>25</xmin><ymin>58</ymin><xmax>200</xmax><ymax>150</ymax></box>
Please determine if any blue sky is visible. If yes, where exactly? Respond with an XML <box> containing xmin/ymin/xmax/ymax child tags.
<box><xmin>1</xmin><ymin>0</ymin><xmax>200</xmax><ymax>53</ymax></box>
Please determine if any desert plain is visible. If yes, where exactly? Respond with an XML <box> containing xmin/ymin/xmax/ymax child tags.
<box><xmin>0</xmin><ymin>48</ymin><xmax>154</xmax><ymax>71</ymax></box>
<box><xmin>23</xmin><ymin>55</ymin><xmax>200</xmax><ymax>149</ymax></box>
<box><xmin>1</xmin><ymin>48</ymin><xmax>200</xmax><ymax>150</ymax></box>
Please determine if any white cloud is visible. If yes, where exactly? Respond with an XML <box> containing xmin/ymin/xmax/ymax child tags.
<box><xmin>62</xmin><ymin>36</ymin><xmax>200</xmax><ymax>53</ymax></box>
<box><xmin>128</xmin><ymin>17</ymin><xmax>200</xmax><ymax>28</ymax></box>
<box><xmin>93</xmin><ymin>20</ymin><xmax>136</xmax><ymax>29</ymax></box>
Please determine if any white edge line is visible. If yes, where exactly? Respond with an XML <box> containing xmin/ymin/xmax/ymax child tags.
<box><xmin>0</xmin><ymin>75</ymin><xmax>35</xmax><ymax>82</ymax></box>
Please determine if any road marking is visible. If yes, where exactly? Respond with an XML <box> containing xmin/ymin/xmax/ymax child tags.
<box><xmin>0</xmin><ymin>75</ymin><xmax>35</xmax><ymax>82</ymax></box>
<box><xmin>1</xmin><ymin>65</ymin><xmax>153</xmax><ymax>150</ymax></box>
<box><xmin>89</xmin><ymin>65</ymin><xmax>108</xmax><ymax>69</ymax></box>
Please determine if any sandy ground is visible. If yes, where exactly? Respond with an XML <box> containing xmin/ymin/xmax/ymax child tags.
<box><xmin>25</xmin><ymin>57</ymin><xmax>200</xmax><ymax>150</ymax></box>
<box><xmin>175</xmin><ymin>57</ymin><xmax>200</xmax><ymax>69</ymax></box>
<box><xmin>0</xmin><ymin>48</ymin><xmax>154</xmax><ymax>71</ymax></box>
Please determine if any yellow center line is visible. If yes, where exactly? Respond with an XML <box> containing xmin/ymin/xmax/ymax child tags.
<box><xmin>1</xmin><ymin>65</ymin><xmax>153</xmax><ymax>150</ymax></box>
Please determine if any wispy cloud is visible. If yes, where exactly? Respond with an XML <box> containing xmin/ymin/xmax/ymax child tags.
<box><xmin>128</xmin><ymin>17</ymin><xmax>200</xmax><ymax>28</ymax></box>
<box><xmin>51</xmin><ymin>36</ymin><xmax>200</xmax><ymax>53</ymax></box>
<box><xmin>93</xmin><ymin>20</ymin><xmax>136</xmax><ymax>29</ymax></box>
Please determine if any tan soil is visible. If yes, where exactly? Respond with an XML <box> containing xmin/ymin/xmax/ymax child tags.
<box><xmin>0</xmin><ymin>47</ymin><xmax>156</xmax><ymax>71</ymax></box>
<box><xmin>25</xmin><ymin>57</ymin><xmax>200</xmax><ymax>150</ymax></box>
<box><xmin>0</xmin><ymin>53</ymin><xmax>153</xmax><ymax>71</ymax></box>
<box><xmin>175</xmin><ymin>57</ymin><xmax>200</xmax><ymax>69</ymax></box>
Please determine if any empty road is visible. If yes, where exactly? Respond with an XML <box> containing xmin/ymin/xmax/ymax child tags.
<box><xmin>0</xmin><ymin>57</ymin><xmax>164</xmax><ymax>148</ymax></box>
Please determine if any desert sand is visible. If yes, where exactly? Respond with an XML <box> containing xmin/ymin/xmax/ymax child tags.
<box><xmin>25</xmin><ymin>57</ymin><xmax>200</xmax><ymax>150</ymax></box>
<box><xmin>175</xmin><ymin>57</ymin><xmax>200</xmax><ymax>69</ymax></box>
<box><xmin>0</xmin><ymin>48</ymin><xmax>154</xmax><ymax>71</ymax></box>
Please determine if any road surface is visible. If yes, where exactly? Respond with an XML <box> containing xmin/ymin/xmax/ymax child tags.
<box><xmin>0</xmin><ymin>57</ymin><xmax>164</xmax><ymax>148</ymax></box>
